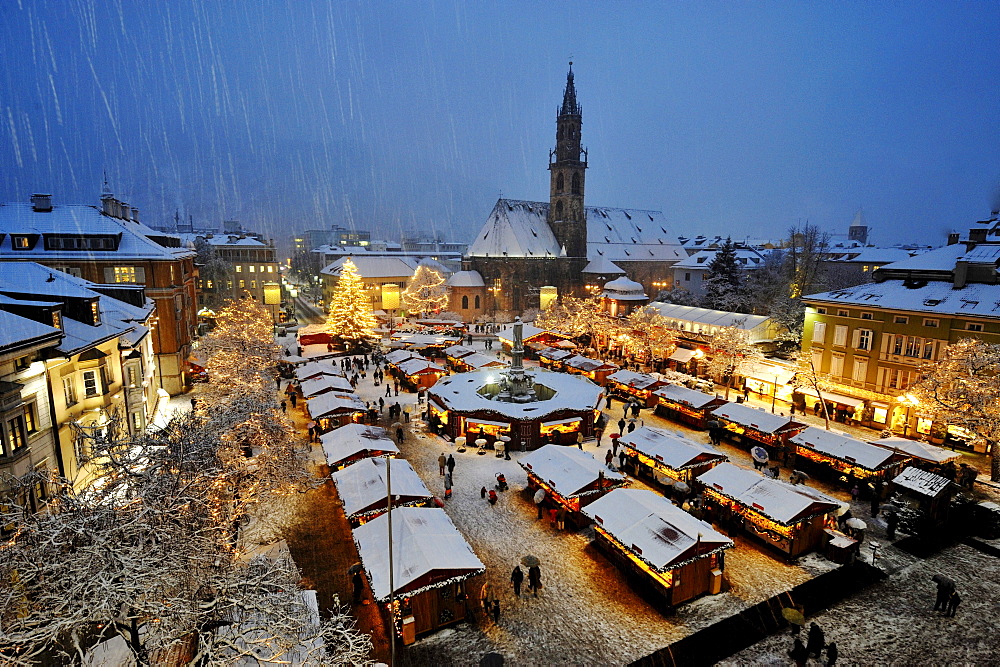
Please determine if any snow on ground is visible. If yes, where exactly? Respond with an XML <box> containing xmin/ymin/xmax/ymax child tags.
<box><xmin>722</xmin><ymin>542</ymin><xmax>1000</xmax><ymax>665</ymax></box>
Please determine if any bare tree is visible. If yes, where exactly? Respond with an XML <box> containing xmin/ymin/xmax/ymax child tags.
<box><xmin>704</xmin><ymin>325</ymin><xmax>763</xmax><ymax>400</ymax></box>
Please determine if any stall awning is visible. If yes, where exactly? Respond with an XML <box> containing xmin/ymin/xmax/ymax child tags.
<box><xmin>743</xmin><ymin>361</ymin><xmax>795</xmax><ymax>386</ymax></box>
<box><xmin>541</xmin><ymin>417</ymin><xmax>582</xmax><ymax>428</ymax></box>
<box><xmin>668</xmin><ymin>348</ymin><xmax>697</xmax><ymax>363</ymax></box>
<box><xmin>796</xmin><ymin>387</ymin><xmax>865</xmax><ymax>408</ymax></box>
<box><xmin>467</xmin><ymin>418</ymin><xmax>508</xmax><ymax>428</ymax></box>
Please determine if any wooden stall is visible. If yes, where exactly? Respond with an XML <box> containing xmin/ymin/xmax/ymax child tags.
<box><xmin>443</xmin><ymin>344</ymin><xmax>477</xmax><ymax>370</ymax></box>
<box><xmin>452</xmin><ymin>353</ymin><xmax>508</xmax><ymax>373</ymax></box>
<box><xmin>299</xmin><ymin>374</ymin><xmax>355</xmax><ymax>399</ymax></box>
<box><xmin>538</xmin><ymin>346</ymin><xmax>575</xmax><ymax>370</ymax></box>
<box><xmin>890</xmin><ymin>466</ymin><xmax>957</xmax><ymax>533</ymax></box>
<box><xmin>620</xmin><ymin>426</ymin><xmax>728</xmax><ymax>487</ymax></box>
<box><xmin>496</xmin><ymin>324</ymin><xmax>572</xmax><ymax>353</ymax></box>
<box><xmin>654</xmin><ymin>384</ymin><xmax>727</xmax><ymax>429</ymax></box>
<box><xmin>869</xmin><ymin>437</ymin><xmax>960</xmax><ymax>469</ymax></box>
<box><xmin>789</xmin><ymin>426</ymin><xmax>910</xmax><ymax>485</ymax></box>
<box><xmin>306</xmin><ymin>392</ymin><xmax>367</xmax><ymax>431</ymax></box>
<box><xmin>352</xmin><ymin>507</ymin><xmax>485</xmax><ymax>640</ymax></box>
<box><xmin>385</xmin><ymin>349</ymin><xmax>422</xmax><ymax>367</ymax></box>
<box><xmin>396</xmin><ymin>357</ymin><xmax>447</xmax><ymax>390</ymax></box>
<box><xmin>709</xmin><ymin>402</ymin><xmax>807</xmax><ymax>462</ymax></box>
<box><xmin>606</xmin><ymin>370</ymin><xmax>669</xmax><ymax>407</ymax></box>
<box><xmin>697</xmin><ymin>462</ymin><xmax>841</xmax><ymax>558</ymax></box>
<box><xmin>331</xmin><ymin>457</ymin><xmax>434</xmax><ymax>526</ymax></box>
<box><xmin>563</xmin><ymin>355</ymin><xmax>620</xmax><ymax>386</ymax></box>
<box><xmin>519</xmin><ymin>445</ymin><xmax>627</xmax><ymax>519</ymax></box>
<box><xmin>582</xmin><ymin>489</ymin><xmax>733</xmax><ymax>607</ymax></box>
<box><xmin>295</xmin><ymin>360</ymin><xmax>344</xmax><ymax>383</ymax></box>
<box><xmin>320</xmin><ymin>424</ymin><xmax>399</xmax><ymax>471</ymax></box>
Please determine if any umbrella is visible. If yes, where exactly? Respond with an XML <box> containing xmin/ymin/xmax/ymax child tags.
<box><xmin>781</xmin><ymin>607</ymin><xmax>805</xmax><ymax>625</ymax></box>
<box><xmin>835</xmin><ymin>504</ymin><xmax>851</xmax><ymax>517</ymax></box>
<box><xmin>932</xmin><ymin>574</ymin><xmax>955</xmax><ymax>589</ymax></box>
<box><xmin>846</xmin><ymin>518</ymin><xmax>867</xmax><ymax>530</ymax></box>
<box><xmin>792</xmin><ymin>470</ymin><xmax>810</xmax><ymax>480</ymax></box>
<box><xmin>521</xmin><ymin>554</ymin><xmax>540</xmax><ymax>567</ymax></box>
<box><xmin>391</xmin><ymin>422</ymin><xmax>402</xmax><ymax>429</ymax></box>
<box><xmin>673</xmin><ymin>481</ymin><xmax>691</xmax><ymax>495</ymax></box>
<box><xmin>499</xmin><ymin>435</ymin><xmax>511</xmax><ymax>442</ymax></box>
<box><xmin>347</xmin><ymin>562</ymin><xmax>364</xmax><ymax>575</ymax></box>
<box><xmin>751</xmin><ymin>446</ymin><xmax>769</xmax><ymax>463</ymax></box>
<box><xmin>880</xmin><ymin>504</ymin><xmax>900</xmax><ymax>514</ymax></box>
<box><xmin>608</xmin><ymin>433</ymin><xmax>621</xmax><ymax>440</ymax></box>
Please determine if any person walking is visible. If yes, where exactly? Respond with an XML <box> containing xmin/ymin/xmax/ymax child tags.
<box><xmin>527</xmin><ymin>564</ymin><xmax>542</xmax><ymax>597</ymax></box>
<box><xmin>438</xmin><ymin>453</ymin><xmax>447</xmax><ymax>476</ymax></box>
<box><xmin>605</xmin><ymin>449</ymin><xmax>614</xmax><ymax>468</ymax></box>
<box><xmin>617</xmin><ymin>417</ymin><xmax>626</xmax><ymax>435</ymax></box>
<box><xmin>946</xmin><ymin>589</ymin><xmax>961</xmax><ymax>617</ymax></box>
<box><xmin>605</xmin><ymin>395</ymin><xmax>613</xmax><ymax>409</ymax></box>
<box><xmin>396</xmin><ymin>426</ymin><xmax>405</xmax><ymax>444</ymax></box>
<box><xmin>825</xmin><ymin>641</ymin><xmax>838</xmax><ymax>666</ymax></box>
<box><xmin>806</xmin><ymin>622</ymin><xmax>824</xmax><ymax>658</ymax></box>
<box><xmin>511</xmin><ymin>565</ymin><xmax>524</xmax><ymax>597</ymax></box>
<box><xmin>280</xmin><ymin>400</ymin><xmax>287</xmax><ymax>413</ymax></box>
<box><xmin>352</xmin><ymin>571</ymin><xmax>364</xmax><ymax>605</ymax></box>
<box><xmin>886</xmin><ymin>511</ymin><xmax>899</xmax><ymax>540</ymax></box>
<box><xmin>556</xmin><ymin>506</ymin><xmax>567</xmax><ymax>531</ymax></box>
<box><xmin>534</xmin><ymin>488</ymin><xmax>546</xmax><ymax>519</ymax></box>
<box><xmin>385</xmin><ymin>383</ymin><xmax>392</xmax><ymax>397</ymax></box>
<box><xmin>444</xmin><ymin>471</ymin><xmax>453</xmax><ymax>499</ymax></box>
<box><xmin>378</xmin><ymin>397</ymin><xmax>385</xmax><ymax>413</ymax></box>
<box><xmin>446</xmin><ymin>454</ymin><xmax>456</xmax><ymax>477</ymax></box>
<box><xmin>627</xmin><ymin>420</ymin><xmax>636</xmax><ymax>434</ymax></box>
<box><xmin>788</xmin><ymin>637</ymin><xmax>808</xmax><ymax>667</ymax></box>
<box><xmin>491</xmin><ymin>599</ymin><xmax>501</xmax><ymax>624</ymax></box>
<box><xmin>576</xmin><ymin>432</ymin><xmax>584</xmax><ymax>450</ymax></box>
<box><xmin>630</xmin><ymin>402</ymin><xmax>640</xmax><ymax>419</ymax></box>
<box><xmin>289</xmin><ymin>392</ymin><xmax>297</xmax><ymax>408</ymax></box>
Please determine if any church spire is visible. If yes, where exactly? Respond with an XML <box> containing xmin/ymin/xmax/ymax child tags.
<box><xmin>561</xmin><ymin>62</ymin><xmax>581</xmax><ymax>116</ymax></box>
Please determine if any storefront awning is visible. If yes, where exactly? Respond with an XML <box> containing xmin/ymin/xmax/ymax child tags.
<box><xmin>795</xmin><ymin>387</ymin><xmax>865</xmax><ymax>408</ymax></box>
<box><xmin>668</xmin><ymin>348</ymin><xmax>696</xmax><ymax>363</ymax></box>
<box><xmin>743</xmin><ymin>362</ymin><xmax>795</xmax><ymax>386</ymax></box>
<box><xmin>541</xmin><ymin>417</ymin><xmax>582</xmax><ymax>428</ymax></box>
<box><xmin>467</xmin><ymin>418</ymin><xmax>508</xmax><ymax>428</ymax></box>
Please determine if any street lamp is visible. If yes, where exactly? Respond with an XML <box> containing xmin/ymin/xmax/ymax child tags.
<box><xmin>382</xmin><ymin>284</ymin><xmax>400</xmax><ymax>337</ymax></box>
<box><xmin>897</xmin><ymin>394</ymin><xmax>919</xmax><ymax>437</ymax></box>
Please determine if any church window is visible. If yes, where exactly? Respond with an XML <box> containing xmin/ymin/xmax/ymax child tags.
<box><xmin>475</xmin><ymin>295</ymin><xmax>481</xmax><ymax>309</ymax></box>
<box><xmin>571</xmin><ymin>172</ymin><xmax>581</xmax><ymax>194</ymax></box>
<box><xmin>462</xmin><ymin>295</ymin><xmax>469</xmax><ymax>309</ymax></box>
<box><xmin>555</xmin><ymin>201</ymin><xmax>564</xmax><ymax>218</ymax></box>
<box><xmin>556</xmin><ymin>173</ymin><xmax>564</xmax><ymax>193</ymax></box>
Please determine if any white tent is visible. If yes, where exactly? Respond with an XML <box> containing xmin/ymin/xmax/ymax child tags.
<box><xmin>331</xmin><ymin>458</ymin><xmax>432</xmax><ymax>519</ymax></box>
<box><xmin>321</xmin><ymin>424</ymin><xmax>399</xmax><ymax>469</ymax></box>
<box><xmin>519</xmin><ymin>445</ymin><xmax>626</xmax><ymax>499</ymax></box>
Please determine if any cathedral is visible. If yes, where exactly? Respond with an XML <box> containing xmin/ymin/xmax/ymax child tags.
<box><xmin>461</xmin><ymin>65</ymin><xmax>686</xmax><ymax>315</ymax></box>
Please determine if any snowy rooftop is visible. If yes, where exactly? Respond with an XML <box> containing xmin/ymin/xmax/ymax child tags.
<box><xmin>397</xmin><ymin>358</ymin><xmax>446</xmax><ymax>376</ymax></box>
<box><xmin>458</xmin><ymin>353</ymin><xmax>508</xmax><ymax>369</ymax></box>
<box><xmin>582</xmin><ymin>257</ymin><xmax>625</xmax><ymax>275</ymax></box>
<box><xmin>648</xmin><ymin>302</ymin><xmax>769</xmax><ymax>330</ymax></box>
<box><xmin>892</xmin><ymin>466</ymin><xmax>953</xmax><ymax>498</ymax></box>
<box><xmin>299</xmin><ymin>375</ymin><xmax>355</xmax><ymax>397</ymax></box>
<box><xmin>582</xmin><ymin>489</ymin><xmax>732</xmax><ymax>571</ymax></box>
<box><xmin>654</xmin><ymin>384</ymin><xmax>720</xmax><ymax>409</ymax></box>
<box><xmin>518</xmin><ymin>445</ymin><xmax>626</xmax><ymax>498</ymax></box>
<box><xmin>306</xmin><ymin>392</ymin><xmax>366</xmax><ymax>419</ymax></box>
<box><xmin>466</xmin><ymin>199</ymin><xmax>687</xmax><ymax>263</ymax></box>
<box><xmin>430</xmin><ymin>368</ymin><xmax>603</xmax><ymax>420</ymax></box>
<box><xmin>320</xmin><ymin>424</ymin><xmax>399</xmax><ymax>468</ymax></box>
<box><xmin>331</xmin><ymin>457</ymin><xmax>432</xmax><ymax>518</ymax></box>
<box><xmin>564</xmin><ymin>355</ymin><xmax>618</xmax><ymax>372</ymax></box>
<box><xmin>385</xmin><ymin>349</ymin><xmax>422</xmax><ymax>365</ymax></box>
<box><xmin>0</xmin><ymin>309</ymin><xmax>62</xmax><ymax>351</ymax></box>
<box><xmin>710</xmin><ymin>402</ymin><xmax>803</xmax><ymax>435</ymax></box>
<box><xmin>538</xmin><ymin>347</ymin><xmax>575</xmax><ymax>361</ymax></box>
<box><xmin>673</xmin><ymin>248</ymin><xmax>765</xmax><ymax>270</ymax></box>
<box><xmin>873</xmin><ymin>243</ymin><xmax>966</xmax><ymax>272</ymax></box>
<box><xmin>443</xmin><ymin>344</ymin><xmax>477</xmax><ymax>358</ymax></box>
<box><xmin>619</xmin><ymin>426</ymin><xmax>727</xmax><ymax>470</ymax></box>
<box><xmin>789</xmin><ymin>426</ymin><xmax>898</xmax><ymax>470</ymax></box>
<box><xmin>868</xmin><ymin>437</ymin><xmax>959</xmax><ymax>464</ymax></box>
<box><xmin>390</xmin><ymin>333</ymin><xmax>462</xmax><ymax>348</ymax></box>
<box><xmin>0</xmin><ymin>201</ymin><xmax>194</xmax><ymax>261</ymax></box>
<box><xmin>742</xmin><ymin>360</ymin><xmax>797</xmax><ymax>386</ymax></box>
<box><xmin>352</xmin><ymin>507</ymin><xmax>484</xmax><ymax>602</ymax></box>
<box><xmin>697</xmin><ymin>463</ymin><xmax>841</xmax><ymax>525</ymax></box>
<box><xmin>496</xmin><ymin>323</ymin><xmax>552</xmax><ymax>343</ymax></box>
<box><xmin>320</xmin><ymin>255</ymin><xmax>421</xmax><ymax>279</ymax></box>
<box><xmin>607</xmin><ymin>370</ymin><xmax>662</xmax><ymax>390</ymax></box>
<box><xmin>294</xmin><ymin>361</ymin><xmax>343</xmax><ymax>382</ymax></box>
<box><xmin>825</xmin><ymin>247</ymin><xmax>914</xmax><ymax>264</ymax></box>
<box><xmin>804</xmin><ymin>278</ymin><xmax>1000</xmax><ymax>318</ymax></box>
<box><xmin>447</xmin><ymin>270</ymin><xmax>485</xmax><ymax>287</ymax></box>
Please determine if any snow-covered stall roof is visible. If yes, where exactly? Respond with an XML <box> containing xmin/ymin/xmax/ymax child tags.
<box><xmin>607</xmin><ymin>370</ymin><xmax>662</xmax><ymax>390</ymax></box>
<box><xmin>601</xmin><ymin>277</ymin><xmax>647</xmax><ymax>300</ymax></box>
<box><xmin>306</xmin><ymin>392</ymin><xmax>366</xmax><ymax>419</ymax></box>
<box><xmin>397</xmin><ymin>358</ymin><xmax>446</xmax><ymax>376</ymax></box>
<box><xmin>697</xmin><ymin>463</ymin><xmax>840</xmax><ymax>526</ymax></box>
<box><xmin>789</xmin><ymin>426</ymin><xmax>900</xmax><ymax>471</ymax></box>
<box><xmin>564</xmin><ymin>355</ymin><xmax>618</xmax><ymax>372</ymax></box>
<box><xmin>496</xmin><ymin>323</ymin><xmax>554</xmax><ymax>344</ymax></box>
<box><xmin>538</xmin><ymin>346</ymin><xmax>575</xmax><ymax>362</ymax></box>
<box><xmin>893</xmin><ymin>466</ymin><xmax>953</xmax><ymax>498</ymax></box>
<box><xmin>385</xmin><ymin>349</ymin><xmax>422</xmax><ymax>365</ymax></box>
<box><xmin>619</xmin><ymin>426</ymin><xmax>727</xmax><ymax>470</ymax></box>
<box><xmin>648</xmin><ymin>302</ymin><xmax>769</xmax><ymax>331</ymax></box>
<box><xmin>320</xmin><ymin>424</ymin><xmax>399</xmax><ymax>467</ymax></box>
<box><xmin>391</xmin><ymin>333</ymin><xmax>461</xmax><ymax>349</ymax></box>
<box><xmin>654</xmin><ymin>384</ymin><xmax>720</xmax><ymax>409</ymax></box>
<box><xmin>443</xmin><ymin>344</ymin><xmax>477</xmax><ymax>359</ymax></box>
<box><xmin>295</xmin><ymin>361</ymin><xmax>343</xmax><ymax>382</ymax></box>
<box><xmin>868</xmin><ymin>437</ymin><xmax>959</xmax><ymax>464</ymax></box>
<box><xmin>519</xmin><ymin>445</ymin><xmax>626</xmax><ymax>498</ymax></box>
<box><xmin>331</xmin><ymin>457</ymin><xmax>432</xmax><ymax>518</ymax></box>
<box><xmin>459</xmin><ymin>353</ymin><xmax>508</xmax><ymax>369</ymax></box>
<box><xmin>710</xmin><ymin>402</ymin><xmax>803</xmax><ymax>435</ymax></box>
<box><xmin>300</xmin><ymin>375</ymin><xmax>355</xmax><ymax>397</ymax></box>
<box><xmin>582</xmin><ymin>489</ymin><xmax>732</xmax><ymax>571</ymax></box>
<box><xmin>742</xmin><ymin>360</ymin><xmax>796</xmax><ymax>386</ymax></box>
<box><xmin>352</xmin><ymin>507</ymin><xmax>485</xmax><ymax>602</ymax></box>
<box><xmin>430</xmin><ymin>368</ymin><xmax>603</xmax><ymax>420</ymax></box>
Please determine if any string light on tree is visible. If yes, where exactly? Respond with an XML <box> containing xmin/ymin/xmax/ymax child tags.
<box><xmin>402</xmin><ymin>263</ymin><xmax>449</xmax><ymax>317</ymax></box>
<box><xmin>323</xmin><ymin>259</ymin><xmax>377</xmax><ymax>349</ymax></box>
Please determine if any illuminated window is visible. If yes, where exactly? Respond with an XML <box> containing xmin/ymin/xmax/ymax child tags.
<box><xmin>83</xmin><ymin>370</ymin><xmax>99</xmax><ymax>397</ymax></box>
<box><xmin>236</xmin><ymin>265</ymin><xmax>243</xmax><ymax>273</ymax></box>
<box><xmin>251</xmin><ymin>281</ymin><xmax>256</xmax><ymax>289</ymax></box>
<box><xmin>872</xmin><ymin>406</ymin><xmax>888</xmax><ymax>423</ymax></box>
<box><xmin>267</xmin><ymin>266</ymin><xmax>274</xmax><ymax>273</ymax></box>
<box><xmin>91</xmin><ymin>301</ymin><xmax>100</xmax><ymax>324</ymax></box>
<box><xmin>249</xmin><ymin>265</ymin><xmax>255</xmax><ymax>273</ymax></box>
<box><xmin>112</xmin><ymin>266</ymin><xmax>136</xmax><ymax>283</ymax></box>
<box><xmin>917</xmin><ymin>417</ymin><xmax>932</xmax><ymax>435</ymax></box>
<box><xmin>239</xmin><ymin>280</ymin><xmax>245</xmax><ymax>288</ymax></box>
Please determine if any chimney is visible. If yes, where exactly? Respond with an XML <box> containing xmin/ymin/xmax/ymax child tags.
<box><xmin>130</xmin><ymin>207</ymin><xmax>139</xmax><ymax>223</ymax></box>
<box><xmin>947</xmin><ymin>232</ymin><xmax>960</xmax><ymax>246</ymax></box>
<box><xmin>120</xmin><ymin>202</ymin><xmax>131</xmax><ymax>221</ymax></box>
<box><xmin>954</xmin><ymin>260</ymin><xmax>968</xmax><ymax>290</ymax></box>
<box><xmin>970</xmin><ymin>228</ymin><xmax>987</xmax><ymax>244</ymax></box>
<box><xmin>30</xmin><ymin>193</ymin><xmax>53</xmax><ymax>212</ymax></box>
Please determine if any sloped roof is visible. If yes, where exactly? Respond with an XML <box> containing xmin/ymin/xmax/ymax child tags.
<box><xmin>710</xmin><ymin>402</ymin><xmax>803</xmax><ymax>435</ymax></box>
<box><xmin>320</xmin><ymin>424</ymin><xmax>399</xmax><ymax>468</ymax></box>
<box><xmin>648</xmin><ymin>302</ymin><xmax>769</xmax><ymax>330</ymax></box>
<box><xmin>874</xmin><ymin>243</ymin><xmax>965</xmax><ymax>272</ymax></box>
<box><xmin>789</xmin><ymin>426</ymin><xmax>898</xmax><ymax>471</ymax></box>
<box><xmin>673</xmin><ymin>247</ymin><xmax>765</xmax><ymax>270</ymax></box>
<box><xmin>0</xmin><ymin>309</ymin><xmax>62</xmax><ymax>352</ymax></box>
<box><xmin>299</xmin><ymin>375</ymin><xmax>354</xmax><ymax>397</ymax></box>
<box><xmin>582</xmin><ymin>489</ymin><xmax>732</xmax><ymax>571</ymax></box>
<box><xmin>868</xmin><ymin>437</ymin><xmax>959</xmax><ymax>464</ymax></box>
<box><xmin>459</xmin><ymin>353</ymin><xmax>508</xmax><ymax>369</ymax></box>
<box><xmin>654</xmin><ymin>384</ymin><xmax>720</xmax><ymax>409</ymax></box>
<box><xmin>518</xmin><ymin>444</ymin><xmax>626</xmax><ymax>497</ymax></box>
<box><xmin>353</xmin><ymin>507</ymin><xmax>484</xmax><ymax>601</ymax></box>
<box><xmin>447</xmin><ymin>270</ymin><xmax>485</xmax><ymax>287</ymax></box>
<box><xmin>430</xmin><ymin>368</ymin><xmax>603</xmax><ymax>419</ymax></box>
<box><xmin>582</xmin><ymin>257</ymin><xmax>625</xmax><ymax>275</ymax></box>
<box><xmin>331</xmin><ymin>457</ymin><xmax>431</xmax><ymax>518</ymax></box>
<box><xmin>803</xmin><ymin>279</ymin><xmax>1000</xmax><ymax>318</ymax></box>
<box><xmin>606</xmin><ymin>370</ymin><xmax>662</xmax><ymax>390</ymax></box>
<box><xmin>294</xmin><ymin>361</ymin><xmax>344</xmax><ymax>382</ymax></box>
<box><xmin>306</xmin><ymin>392</ymin><xmax>366</xmax><ymax>419</ymax></box>
<box><xmin>321</xmin><ymin>255</ymin><xmax>421</xmax><ymax>279</ymax></box>
<box><xmin>697</xmin><ymin>462</ymin><xmax>840</xmax><ymax>525</ymax></box>
<box><xmin>619</xmin><ymin>426</ymin><xmax>727</xmax><ymax>470</ymax></box>
<box><xmin>893</xmin><ymin>466</ymin><xmax>953</xmax><ymax>498</ymax></box>
<box><xmin>397</xmin><ymin>358</ymin><xmax>446</xmax><ymax>375</ymax></box>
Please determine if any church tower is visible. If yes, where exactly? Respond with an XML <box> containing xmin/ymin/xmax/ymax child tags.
<box><xmin>548</xmin><ymin>63</ymin><xmax>588</xmax><ymax>258</ymax></box>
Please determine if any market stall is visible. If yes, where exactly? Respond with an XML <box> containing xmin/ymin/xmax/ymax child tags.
<box><xmin>496</xmin><ymin>323</ymin><xmax>572</xmax><ymax>352</ymax></box>
<box><xmin>709</xmin><ymin>402</ymin><xmax>807</xmax><ymax>462</ymax></box>
<box><xmin>320</xmin><ymin>423</ymin><xmax>399</xmax><ymax>471</ymax></box>
<box><xmin>385</xmin><ymin>349</ymin><xmax>422</xmax><ymax>367</ymax></box>
<box><xmin>889</xmin><ymin>466</ymin><xmax>957</xmax><ymax>534</ymax></box>
<box><xmin>443</xmin><ymin>344</ymin><xmax>477</xmax><ymax>369</ymax></box>
<box><xmin>619</xmin><ymin>426</ymin><xmax>728</xmax><ymax>486</ymax></box>
<box><xmin>793</xmin><ymin>387</ymin><xmax>866</xmax><ymax>424</ymax></box>
<box><xmin>869</xmin><ymin>437</ymin><xmax>960</xmax><ymax>467</ymax></box>
<box><xmin>606</xmin><ymin>370</ymin><xmax>669</xmax><ymax>407</ymax></box>
<box><xmin>299</xmin><ymin>374</ymin><xmax>355</xmax><ymax>398</ymax></box>
<box><xmin>396</xmin><ymin>357</ymin><xmax>448</xmax><ymax>390</ymax></box>
<box><xmin>352</xmin><ymin>507</ymin><xmax>485</xmax><ymax>640</ymax></box>
<box><xmin>563</xmin><ymin>355</ymin><xmax>620</xmax><ymax>386</ymax></box>
<box><xmin>295</xmin><ymin>360</ymin><xmax>344</xmax><ymax>383</ymax></box>
<box><xmin>654</xmin><ymin>384</ymin><xmax>727</xmax><ymax>429</ymax></box>
<box><xmin>697</xmin><ymin>462</ymin><xmax>841</xmax><ymax>558</ymax></box>
<box><xmin>519</xmin><ymin>445</ymin><xmax>627</xmax><ymax>519</ymax></box>
<box><xmin>538</xmin><ymin>346</ymin><xmax>575</xmax><ymax>370</ymax></box>
<box><xmin>305</xmin><ymin>392</ymin><xmax>367</xmax><ymax>431</ymax></box>
<box><xmin>582</xmin><ymin>489</ymin><xmax>733</xmax><ymax>607</ymax></box>
<box><xmin>789</xmin><ymin>426</ymin><xmax>910</xmax><ymax>485</ymax></box>
<box><xmin>331</xmin><ymin>457</ymin><xmax>434</xmax><ymax>526</ymax></box>
<box><xmin>452</xmin><ymin>353</ymin><xmax>508</xmax><ymax>373</ymax></box>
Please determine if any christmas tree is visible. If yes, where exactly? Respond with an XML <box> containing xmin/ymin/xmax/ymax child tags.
<box><xmin>402</xmin><ymin>264</ymin><xmax>450</xmax><ymax>317</ymax></box>
<box><xmin>324</xmin><ymin>259</ymin><xmax>377</xmax><ymax>348</ymax></box>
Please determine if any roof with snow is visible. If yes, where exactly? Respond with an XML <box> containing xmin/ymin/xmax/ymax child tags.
<box><xmin>179</xmin><ymin>232</ymin><xmax>268</xmax><ymax>247</ymax></box>
<box><xmin>803</xmin><ymin>278</ymin><xmax>1000</xmax><ymax>319</ymax></box>
<box><xmin>872</xmin><ymin>243</ymin><xmax>966</xmax><ymax>272</ymax></box>
<box><xmin>654</xmin><ymin>384</ymin><xmax>721</xmax><ymax>409</ymax></box>
<box><xmin>868</xmin><ymin>437</ymin><xmax>959</xmax><ymax>464</ymax></box>
<box><xmin>443</xmin><ymin>344</ymin><xmax>477</xmax><ymax>359</ymax></box>
<box><xmin>294</xmin><ymin>361</ymin><xmax>344</xmax><ymax>382</ymax></box>
<box><xmin>563</xmin><ymin>355</ymin><xmax>618</xmax><ymax>372</ymax></box>
<box><xmin>0</xmin><ymin>201</ymin><xmax>194</xmax><ymax>261</ymax></box>
<box><xmin>582</xmin><ymin>489</ymin><xmax>732</xmax><ymax>571</ymax></box>
<box><xmin>673</xmin><ymin>247</ymin><xmax>766</xmax><ymax>270</ymax></box>
<box><xmin>601</xmin><ymin>277</ymin><xmax>647</xmax><ymax>300</ymax></box>
<box><xmin>824</xmin><ymin>247</ymin><xmax>914</xmax><ymax>264</ymax></box>
<box><xmin>397</xmin><ymin>358</ymin><xmax>446</xmax><ymax>376</ymax></box>
<box><xmin>710</xmin><ymin>402</ymin><xmax>804</xmax><ymax>435</ymax></box>
<box><xmin>320</xmin><ymin>424</ymin><xmax>399</xmax><ymax>468</ymax></box>
<box><xmin>321</xmin><ymin>255</ymin><xmax>421</xmax><ymax>279</ymax></box>
<box><xmin>582</xmin><ymin>257</ymin><xmax>625</xmax><ymax>275</ymax></box>
<box><xmin>892</xmin><ymin>466</ymin><xmax>953</xmax><ymax>498</ymax></box>
<box><xmin>518</xmin><ymin>445</ymin><xmax>626</xmax><ymax>498</ymax></box>
<box><xmin>697</xmin><ymin>463</ymin><xmax>841</xmax><ymax>525</ymax></box>
<box><xmin>385</xmin><ymin>349</ymin><xmax>422</xmax><ymax>365</ymax></box>
<box><xmin>331</xmin><ymin>457</ymin><xmax>432</xmax><ymax>518</ymax></box>
<box><xmin>447</xmin><ymin>270</ymin><xmax>485</xmax><ymax>287</ymax></box>
<box><xmin>0</xmin><ymin>309</ymin><xmax>62</xmax><ymax>352</ymax></box>
<box><xmin>467</xmin><ymin>199</ymin><xmax>687</xmax><ymax>263</ymax></box>
<box><xmin>457</xmin><ymin>353</ymin><xmax>508</xmax><ymax>370</ymax></box>
<box><xmin>648</xmin><ymin>302</ymin><xmax>770</xmax><ymax>331</ymax></box>
<box><xmin>606</xmin><ymin>370</ymin><xmax>663</xmax><ymax>391</ymax></box>
<box><xmin>430</xmin><ymin>368</ymin><xmax>604</xmax><ymax>419</ymax></box>
<box><xmin>299</xmin><ymin>375</ymin><xmax>355</xmax><ymax>397</ymax></box>
<box><xmin>619</xmin><ymin>426</ymin><xmax>727</xmax><ymax>470</ymax></box>
<box><xmin>538</xmin><ymin>347</ymin><xmax>575</xmax><ymax>361</ymax></box>
<box><xmin>352</xmin><ymin>507</ymin><xmax>484</xmax><ymax>602</ymax></box>
<box><xmin>306</xmin><ymin>392</ymin><xmax>366</xmax><ymax>419</ymax></box>
<box><xmin>789</xmin><ymin>426</ymin><xmax>900</xmax><ymax>471</ymax></box>
<box><xmin>495</xmin><ymin>323</ymin><xmax>553</xmax><ymax>343</ymax></box>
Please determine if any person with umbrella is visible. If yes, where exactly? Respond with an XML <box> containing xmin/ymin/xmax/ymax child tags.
<box><xmin>886</xmin><ymin>510</ymin><xmax>899</xmax><ymax>540</ymax></box>
<box><xmin>751</xmin><ymin>446</ymin><xmax>769</xmax><ymax>471</ymax></box>
<box><xmin>526</xmin><ymin>559</ymin><xmax>542</xmax><ymax>597</ymax></box>
<box><xmin>533</xmin><ymin>488</ymin><xmax>546</xmax><ymax>519</ymax></box>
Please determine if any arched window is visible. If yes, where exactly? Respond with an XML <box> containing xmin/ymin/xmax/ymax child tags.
<box><xmin>556</xmin><ymin>173</ymin><xmax>564</xmax><ymax>193</ymax></box>
<box><xmin>555</xmin><ymin>201</ymin><xmax>564</xmax><ymax>218</ymax></box>
<box><xmin>462</xmin><ymin>295</ymin><xmax>469</xmax><ymax>309</ymax></box>
<box><xmin>571</xmin><ymin>172</ymin><xmax>581</xmax><ymax>194</ymax></box>
<box><xmin>475</xmin><ymin>295</ymin><xmax>481</xmax><ymax>309</ymax></box>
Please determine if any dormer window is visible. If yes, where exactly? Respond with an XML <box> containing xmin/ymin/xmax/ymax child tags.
<box><xmin>52</xmin><ymin>311</ymin><xmax>62</xmax><ymax>329</ymax></box>
<box><xmin>91</xmin><ymin>301</ymin><xmax>100</xmax><ymax>325</ymax></box>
